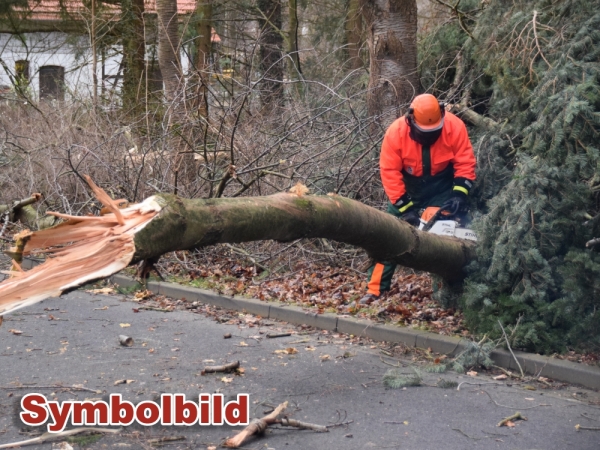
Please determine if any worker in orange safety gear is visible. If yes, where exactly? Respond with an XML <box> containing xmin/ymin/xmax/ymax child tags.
<box><xmin>359</xmin><ymin>93</ymin><xmax>476</xmax><ymax>305</ymax></box>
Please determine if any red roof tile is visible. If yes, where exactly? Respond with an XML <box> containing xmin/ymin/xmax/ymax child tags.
<box><xmin>20</xmin><ymin>0</ymin><xmax>197</xmax><ymax>22</ymax></box>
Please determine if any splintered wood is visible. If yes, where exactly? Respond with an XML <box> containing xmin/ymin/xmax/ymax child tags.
<box><xmin>0</xmin><ymin>176</ymin><xmax>161</xmax><ymax>316</ymax></box>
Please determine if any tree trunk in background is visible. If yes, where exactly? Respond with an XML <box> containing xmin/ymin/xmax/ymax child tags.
<box><xmin>345</xmin><ymin>0</ymin><xmax>363</xmax><ymax>70</ymax></box>
<box><xmin>121</xmin><ymin>0</ymin><xmax>146</xmax><ymax>113</ymax></box>
<box><xmin>362</xmin><ymin>0</ymin><xmax>418</xmax><ymax>129</ymax></box>
<box><xmin>194</xmin><ymin>0</ymin><xmax>213</xmax><ymax>122</ymax></box>
<box><xmin>288</xmin><ymin>0</ymin><xmax>301</xmax><ymax>76</ymax></box>
<box><xmin>156</xmin><ymin>0</ymin><xmax>194</xmax><ymax>190</ymax></box>
<box><xmin>157</xmin><ymin>0</ymin><xmax>182</xmax><ymax>103</ymax></box>
<box><xmin>257</xmin><ymin>0</ymin><xmax>284</xmax><ymax>107</ymax></box>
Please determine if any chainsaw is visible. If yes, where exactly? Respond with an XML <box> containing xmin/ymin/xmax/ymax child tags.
<box><xmin>417</xmin><ymin>206</ymin><xmax>477</xmax><ymax>241</ymax></box>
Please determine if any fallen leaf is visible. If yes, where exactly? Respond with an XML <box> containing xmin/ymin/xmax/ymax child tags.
<box><xmin>493</xmin><ymin>374</ymin><xmax>508</xmax><ymax>380</ymax></box>
<box><xmin>239</xmin><ymin>341</ymin><xmax>248</xmax><ymax>347</ymax></box>
<box><xmin>134</xmin><ymin>290</ymin><xmax>153</xmax><ymax>300</ymax></box>
<box><xmin>467</xmin><ymin>371</ymin><xmax>478</xmax><ymax>377</ymax></box>
<box><xmin>119</xmin><ymin>323</ymin><xmax>131</xmax><ymax>328</ymax></box>
<box><xmin>8</xmin><ymin>329</ymin><xmax>22</xmax><ymax>335</ymax></box>
<box><xmin>221</xmin><ymin>377</ymin><xmax>233</xmax><ymax>383</ymax></box>
<box><xmin>88</xmin><ymin>287</ymin><xmax>114</xmax><ymax>295</ymax></box>
<box><xmin>236</xmin><ymin>368</ymin><xmax>246</xmax><ymax>374</ymax></box>
<box><xmin>403</xmin><ymin>421</ymin><xmax>409</xmax><ymax>425</ymax></box>
<box><xmin>305</xmin><ymin>346</ymin><xmax>316</xmax><ymax>351</ymax></box>
<box><xmin>148</xmin><ymin>348</ymin><xmax>155</xmax><ymax>353</ymax></box>
<box><xmin>114</xmin><ymin>379</ymin><xmax>136</xmax><ymax>386</ymax></box>
<box><xmin>505</xmin><ymin>421</ymin><xmax>515</xmax><ymax>428</ymax></box>
<box><xmin>285</xmin><ymin>347</ymin><xmax>298</xmax><ymax>354</ymax></box>
<box><xmin>160</xmin><ymin>377</ymin><xmax>171</xmax><ymax>382</ymax></box>
<box><xmin>523</xmin><ymin>385</ymin><xmax>537</xmax><ymax>391</ymax></box>
<box><xmin>320</xmin><ymin>354</ymin><xmax>331</xmax><ymax>361</ymax></box>
<box><xmin>94</xmin><ymin>306</ymin><xmax>109</xmax><ymax>311</ymax></box>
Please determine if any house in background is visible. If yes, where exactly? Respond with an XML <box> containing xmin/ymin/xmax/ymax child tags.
<box><xmin>0</xmin><ymin>0</ymin><xmax>220</xmax><ymax>101</ymax></box>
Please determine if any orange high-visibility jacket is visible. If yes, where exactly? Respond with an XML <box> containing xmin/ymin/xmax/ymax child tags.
<box><xmin>380</xmin><ymin>112</ymin><xmax>476</xmax><ymax>204</ymax></box>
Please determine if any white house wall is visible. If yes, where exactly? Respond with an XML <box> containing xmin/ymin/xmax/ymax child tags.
<box><xmin>0</xmin><ymin>31</ymin><xmax>193</xmax><ymax>101</ymax></box>
<box><xmin>0</xmin><ymin>32</ymin><xmax>123</xmax><ymax>100</ymax></box>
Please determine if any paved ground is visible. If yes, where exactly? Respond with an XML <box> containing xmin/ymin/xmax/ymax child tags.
<box><xmin>0</xmin><ymin>289</ymin><xmax>599</xmax><ymax>449</ymax></box>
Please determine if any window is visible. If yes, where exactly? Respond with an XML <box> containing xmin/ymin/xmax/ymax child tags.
<box><xmin>39</xmin><ymin>65</ymin><xmax>65</xmax><ymax>100</ymax></box>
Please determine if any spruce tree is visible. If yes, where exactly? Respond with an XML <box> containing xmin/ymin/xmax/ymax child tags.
<box><xmin>421</xmin><ymin>0</ymin><xmax>600</xmax><ymax>353</ymax></box>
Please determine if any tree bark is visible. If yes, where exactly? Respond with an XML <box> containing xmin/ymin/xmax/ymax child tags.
<box><xmin>345</xmin><ymin>0</ymin><xmax>364</xmax><ymax>70</ymax></box>
<box><xmin>257</xmin><ymin>0</ymin><xmax>284</xmax><ymax>107</ymax></box>
<box><xmin>157</xmin><ymin>0</ymin><xmax>182</xmax><ymax>103</ymax></box>
<box><xmin>288</xmin><ymin>0</ymin><xmax>301</xmax><ymax>76</ymax></box>
<box><xmin>121</xmin><ymin>0</ymin><xmax>146</xmax><ymax>113</ymax></box>
<box><xmin>362</xmin><ymin>0</ymin><xmax>418</xmax><ymax>129</ymax></box>
<box><xmin>193</xmin><ymin>0</ymin><xmax>213</xmax><ymax>121</ymax></box>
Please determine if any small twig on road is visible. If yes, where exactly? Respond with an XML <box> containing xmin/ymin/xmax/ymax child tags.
<box><xmin>379</xmin><ymin>356</ymin><xmax>406</xmax><ymax>368</ymax></box>
<box><xmin>575</xmin><ymin>425</ymin><xmax>600</xmax><ymax>431</ymax></box>
<box><xmin>266</xmin><ymin>332</ymin><xmax>292</xmax><ymax>339</ymax></box>
<box><xmin>482</xmin><ymin>390</ymin><xmax>551</xmax><ymax>410</ymax></box>
<box><xmin>0</xmin><ymin>385</ymin><xmax>102</xmax><ymax>394</ymax></box>
<box><xmin>498</xmin><ymin>320</ymin><xmax>525</xmax><ymax>378</ymax></box>
<box><xmin>326</xmin><ymin>420</ymin><xmax>353</xmax><ymax>428</ymax></box>
<box><xmin>497</xmin><ymin>411</ymin><xmax>527</xmax><ymax>427</ymax></box>
<box><xmin>452</xmin><ymin>428</ymin><xmax>482</xmax><ymax>440</ymax></box>
<box><xmin>492</xmin><ymin>365</ymin><xmax>520</xmax><ymax>379</ymax></box>
<box><xmin>138</xmin><ymin>306</ymin><xmax>173</xmax><ymax>312</ymax></box>
<box><xmin>0</xmin><ymin>427</ymin><xmax>119</xmax><ymax>449</ymax></box>
<box><xmin>201</xmin><ymin>360</ymin><xmax>240</xmax><ymax>375</ymax></box>
<box><xmin>223</xmin><ymin>401</ymin><xmax>288</xmax><ymax>448</ymax></box>
<box><xmin>277</xmin><ymin>417</ymin><xmax>328</xmax><ymax>432</ymax></box>
<box><xmin>146</xmin><ymin>436</ymin><xmax>185</xmax><ymax>444</ymax></box>
<box><xmin>581</xmin><ymin>413</ymin><xmax>600</xmax><ymax>422</ymax></box>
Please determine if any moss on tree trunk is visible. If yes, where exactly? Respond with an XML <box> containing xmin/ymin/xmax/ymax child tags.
<box><xmin>132</xmin><ymin>192</ymin><xmax>476</xmax><ymax>281</ymax></box>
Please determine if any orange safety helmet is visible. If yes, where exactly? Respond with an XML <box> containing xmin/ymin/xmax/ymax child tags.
<box><xmin>408</xmin><ymin>94</ymin><xmax>444</xmax><ymax>131</ymax></box>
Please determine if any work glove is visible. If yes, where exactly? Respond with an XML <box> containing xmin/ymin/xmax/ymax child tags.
<box><xmin>440</xmin><ymin>192</ymin><xmax>467</xmax><ymax>216</ymax></box>
<box><xmin>400</xmin><ymin>209</ymin><xmax>421</xmax><ymax>227</ymax></box>
<box><xmin>394</xmin><ymin>194</ymin><xmax>420</xmax><ymax>227</ymax></box>
<box><xmin>440</xmin><ymin>177</ymin><xmax>474</xmax><ymax>216</ymax></box>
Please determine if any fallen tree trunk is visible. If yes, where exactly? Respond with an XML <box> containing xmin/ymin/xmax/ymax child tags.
<box><xmin>0</xmin><ymin>179</ymin><xmax>476</xmax><ymax>316</ymax></box>
<box><xmin>131</xmin><ymin>192</ymin><xmax>476</xmax><ymax>280</ymax></box>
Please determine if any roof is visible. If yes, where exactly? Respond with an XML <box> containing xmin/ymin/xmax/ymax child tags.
<box><xmin>5</xmin><ymin>1</ymin><xmax>220</xmax><ymax>42</ymax></box>
<box><xmin>18</xmin><ymin>1</ymin><xmax>197</xmax><ymax>22</ymax></box>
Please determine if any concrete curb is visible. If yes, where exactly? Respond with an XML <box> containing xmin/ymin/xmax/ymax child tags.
<box><xmin>108</xmin><ymin>273</ymin><xmax>600</xmax><ymax>390</ymax></box>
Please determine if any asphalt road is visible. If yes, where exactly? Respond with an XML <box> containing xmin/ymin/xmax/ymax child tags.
<box><xmin>0</xmin><ymin>288</ymin><xmax>599</xmax><ymax>450</ymax></box>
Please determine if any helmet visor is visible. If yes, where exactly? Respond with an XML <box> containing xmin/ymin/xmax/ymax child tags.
<box><xmin>412</xmin><ymin>115</ymin><xmax>444</xmax><ymax>132</ymax></box>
